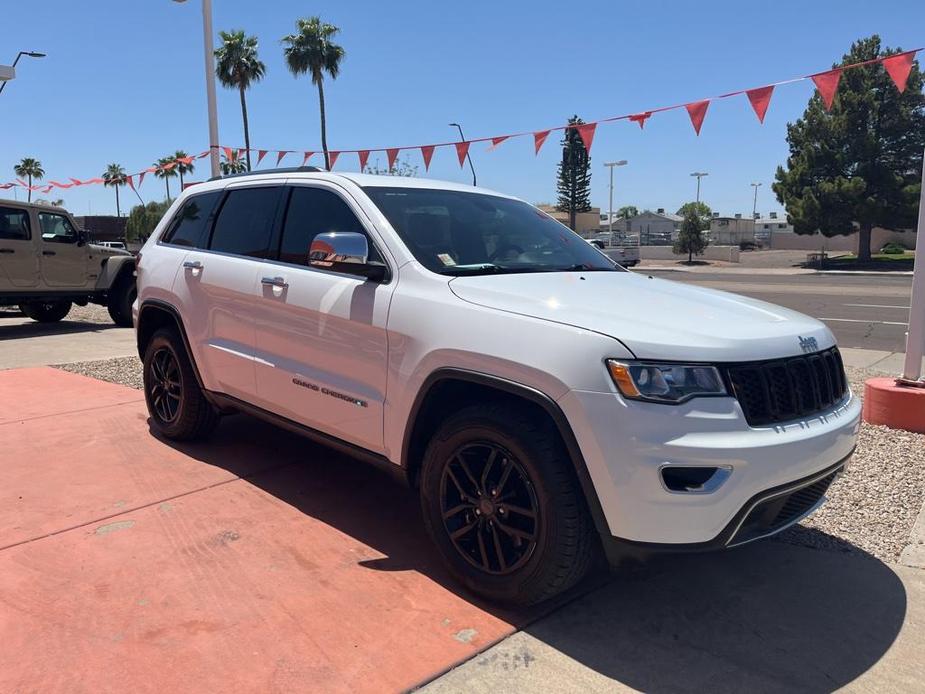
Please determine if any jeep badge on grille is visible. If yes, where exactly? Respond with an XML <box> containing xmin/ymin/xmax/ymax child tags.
<box><xmin>799</xmin><ymin>335</ymin><xmax>819</xmax><ymax>354</ymax></box>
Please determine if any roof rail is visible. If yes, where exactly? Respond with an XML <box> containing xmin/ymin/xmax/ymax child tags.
<box><xmin>207</xmin><ymin>165</ymin><xmax>323</xmax><ymax>182</ymax></box>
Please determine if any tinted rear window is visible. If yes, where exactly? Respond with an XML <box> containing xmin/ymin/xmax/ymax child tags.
<box><xmin>162</xmin><ymin>191</ymin><xmax>222</xmax><ymax>248</ymax></box>
<box><xmin>209</xmin><ymin>187</ymin><xmax>281</xmax><ymax>258</ymax></box>
<box><xmin>0</xmin><ymin>207</ymin><xmax>30</xmax><ymax>240</ymax></box>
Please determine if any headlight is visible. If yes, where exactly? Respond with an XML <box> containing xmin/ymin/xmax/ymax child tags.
<box><xmin>606</xmin><ymin>360</ymin><xmax>727</xmax><ymax>404</ymax></box>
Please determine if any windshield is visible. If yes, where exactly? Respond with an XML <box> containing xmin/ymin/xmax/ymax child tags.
<box><xmin>363</xmin><ymin>187</ymin><xmax>622</xmax><ymax>275</ymax></box>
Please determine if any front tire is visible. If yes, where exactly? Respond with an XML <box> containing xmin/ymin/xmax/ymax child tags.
<box><xmin>142</xmin><ymin>328</ymin><xmax>218</xmax><ymax>441</ymax></box>
<box><xmin>19</xmin><ymin>300</ymin><xmax>72</xmax><ymax>323</ymax></box>
<box><xmin>107</xmin><ymin>279</ymin><xmax>136</xmax><ymax>327</ymax></box>
<box><xmin>419</xmin><ymin>403</ymin><xmax>597</xmax><ymax>606</ymax></box>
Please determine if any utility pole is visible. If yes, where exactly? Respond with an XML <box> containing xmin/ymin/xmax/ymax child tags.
<box><xmin>691</xmin><ymin>172</ymin><xmax>709</xmax><ymax>205</ymax></box>
<box><xmin>751</xmin><ymin>182</ymin><xmax>762</xmax><ymax>220</ymax></box>
<box><xmin>604</xmin><ymin>160</ymin><xmax>628</xmax><ymax>246</ymax></box>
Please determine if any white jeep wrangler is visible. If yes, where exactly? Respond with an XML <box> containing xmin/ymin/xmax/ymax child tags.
<box><xmin>134</xmin><ymin>168</ymin><xmax>860</xmax><ymax>605</ymax></box>
<box><xmin>0</xmin><ymin>200</ymin><xmax>136</xmax><ymax>325</ymax></box>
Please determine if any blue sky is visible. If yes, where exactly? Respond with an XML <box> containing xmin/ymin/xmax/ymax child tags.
<box><xmin>1</xmin><ymin>0</ymin><xmax>923</xmax><ymax>218</ymax></box>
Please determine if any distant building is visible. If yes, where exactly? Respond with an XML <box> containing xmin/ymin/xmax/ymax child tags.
<box><xmin>75</xmin><ymin>215</ymin><xmax>127</xmax><ymax>243</ymax></box>
<box><xmin>602</xmin><ymin>209</ymin><xmax>682</xmax><ymax>245</ymax></box>
<box><xmin>709</xmin><ymin>214</ymin><xmax>755</xmax><ymax>245</ymax></box>
<box><xmin>754</xmin><ymin>212</ymin><xmax>794</xmax><ymax>235</ymax></box>
<box><xmin>537</xmin><ymin>205</ymin><xmax>601</xmax><ymax>233</ymax></box>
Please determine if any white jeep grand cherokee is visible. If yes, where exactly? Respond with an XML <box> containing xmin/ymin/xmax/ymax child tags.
<box><xmin>134</xmin><ymin>168</ymin><xmax>860</xmax><ymax>605</ymax></box>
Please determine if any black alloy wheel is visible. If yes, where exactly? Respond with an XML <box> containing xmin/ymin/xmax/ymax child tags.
<box><xmin>440</xmin><ymin>442</ymin><xmax>540</xmax><ymax>575</ymax></box>
<box><xmin>148</xmin><ymin>347</ymin><xmax>182</xmax><ymax>424</ymax></box>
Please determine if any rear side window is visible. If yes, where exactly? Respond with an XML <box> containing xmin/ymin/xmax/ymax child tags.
<box><xmin>279</xmin><ymin>187</ymin><xmax>381</xmax><ymax>267</ymax></box>
<box><xmin>161</xmin><ymin>191</ymin><xmax>221</xmax><ymax>248</ymax></box>
<box><xmin>0</xmin><ymin>207</ymin><xmax>30</xmax><ymax>240</ymax></box>
<box><xmin>208</xmin><ymin>187</ymin><xmax>281</xmax><ymax>258</ymax></box>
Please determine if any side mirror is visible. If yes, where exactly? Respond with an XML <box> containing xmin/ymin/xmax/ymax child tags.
<box><xmin>77</xmin><ymin>229</ymin><xmax>88</xmax><ymax>247</ymax></box>
<box><xmin>309</xmin><ymin>232</ymin><xmax>386</xmax><ymax>281</ymax></box>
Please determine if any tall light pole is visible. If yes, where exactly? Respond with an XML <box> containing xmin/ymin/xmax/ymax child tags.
<box><xmin>751</xmin><ymin>182</ymin><xmax>762</xmax><ymax>220</ymax></box>
<box><xmin>691</xmin><ymin>171</ymin><xmax>709</xmax><ymax>205</ymax></box>
<box><xmin>604</xmin><ymin>160</ymin><xmax>628</xmax><ymax>244</ymax></box>
<box><xmin>174</xmin><ymin>0</ymin><xmax>221</xmax><ymax>179</ymax></box>
<box><xmin>449</xmin><ymin>123</ymin><xmax>477</xmax><ymax>186</ymax></box>
<box><xmin>0</xmin><ymin>51</ymin><xmax>46</xmax><ymax>96</ymax></box>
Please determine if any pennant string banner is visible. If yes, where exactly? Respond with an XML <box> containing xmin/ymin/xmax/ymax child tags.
<box><xmin>5</xmin><ymin>49</ymin><xmax>919</xmax><ymax>190</ymax></box>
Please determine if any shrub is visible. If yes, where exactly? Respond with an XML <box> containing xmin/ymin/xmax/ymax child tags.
<box><xmin>880</xmin><ymin>241</ymin><xmax>907</xmax><ymax>255</ymax></box>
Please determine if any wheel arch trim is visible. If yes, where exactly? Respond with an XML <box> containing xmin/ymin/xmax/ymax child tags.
<box><xmin>136</xmin><ymin>298</ymin><xmax>205</xmax><ymax>389</ymax></box>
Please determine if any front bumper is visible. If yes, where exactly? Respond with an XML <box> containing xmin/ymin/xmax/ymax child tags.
<box><xmin>558</xmin><ymin>387</ymin><xmax>861</xmax><ymax>546</ymax></box>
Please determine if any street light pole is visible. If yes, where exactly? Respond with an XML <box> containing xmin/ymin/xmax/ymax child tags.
<box><xmin>691</xmin><ymin>171</ymin><xmax>709</xmax><ymax>205</ymax></box>
<box><xmin>604</xmin><ymin>160</ymin><xmax>628</xmax><ymax>244</ymax></box>
<box><xmin>174</xmin><ymin>0</ymin><xmax>221</xmax><ymax>179</ymax></box>
<box><xmin>901</xmin><ymin>150</ymin><xmax>925</xmax><ymax>384</ymax></box>
<box><xmin>0</xmin><ymin>51</ymin><xmax>46</xmax><ymax>95</ymax></box>
<box><xmin>449</xmin><ymin>123</ymin><xmax>477</xmax><ymax>186</ymax></box>
<box><xmin>751</xmin><ymin>182</ymin><xmax>762</xmax><ymax>220</ymax></box>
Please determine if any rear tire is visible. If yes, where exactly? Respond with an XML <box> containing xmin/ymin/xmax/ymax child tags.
<box><xmin>107</xmin><ymin>279</ymin><xmax>136</xmax><ymax>327</ymax></box>
<box><xmin>142</xmin><ymin>327</ymin><xmax>218</xmax><ymax>441</ymax></box>
<box><xmin>419</xmin><ymin>402</ymin><xmax>597</xmax><ymax>606</ymax></box>
<box><xmin>19</xmin><ymin>300</ymin><xmax>72</xmax><ymax>323</ymax></box>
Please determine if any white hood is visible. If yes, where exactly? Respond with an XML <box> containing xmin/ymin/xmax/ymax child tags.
<box><xmin>449</xmin><ymin>271</ymin><xmax>834</xmax><ymax>362</ymax></box>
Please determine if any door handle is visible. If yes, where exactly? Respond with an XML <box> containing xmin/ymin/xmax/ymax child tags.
<box><xmin>182</xmin><ymin>260</ymin><xmax>203</xmax><ymax>270</ymax></box>
<box><xmin>42</xmin><ymin>250</ymin><xmax>56</xmax><ymax>256</ymax></box>
<box><xmin>261</xmin><ymin>276</ymin><xmax>289</xmax><ymax>289</ymax></box>
<box><xmin>0</xmin><ymin>248</ymin><xmax>13</xmax><ymax>254</ymax></box>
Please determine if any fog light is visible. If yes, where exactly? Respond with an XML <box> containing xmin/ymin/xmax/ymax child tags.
<box><xmin>660</xmin><ymin>465</ymin><xmax>732</xmax><ymax>493</ymax></box>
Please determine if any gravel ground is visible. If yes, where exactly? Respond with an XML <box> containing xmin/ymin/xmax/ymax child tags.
<box><xmin>0</xmin><ymin>302</ymin><xmax>114</xmax><ymax>324</ymax></box>
<box><xmin>53</xmin><ymin>358</ymin><xmax>924</xmax><ymax>563</ymax></box>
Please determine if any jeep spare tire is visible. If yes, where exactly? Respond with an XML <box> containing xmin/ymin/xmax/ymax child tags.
<box><xmin>19</xmin><ymin>300</ymin><xmax>72</xmax><ymax>323</ymax></box>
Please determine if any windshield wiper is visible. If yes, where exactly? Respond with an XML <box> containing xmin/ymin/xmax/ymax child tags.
<box><xmin>438</xmin><ymin>263</ymin><xmax>506</xmax><ymax>276</ymax></box>
<box><xmin>544</xmin><ymin>264</ymin><xmax>616</xmax><ymax>272</ymax></box>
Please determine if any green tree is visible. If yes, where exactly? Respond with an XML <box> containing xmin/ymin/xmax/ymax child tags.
<box><xmin>676</xmin><ymin>201</ymin><xmax>713</xmax><ymax>225</ymax></box>
<box><xmin>219</xmin><ymin>151</ymin><xmax>248</xmax><ymax>175</ymax></box>
<box><xmin>673</xmin><ymin>208</ymin><xmax>709</xmax><ymax>262</ymax></box>
<box><xmin>102</xmin><ymin>163</ymin><xmax>127</xmax><ymax>217</ymax></box>
<box><xmin>363</xmin><ymin>156</ymin><xmax>418</xmax><ymax>177</ymax></box>
<box><xmin>617</xmin><ymin>205</ymin><xmax>639</xmax><ymax>219</ymax></box>
<box><xmin>215</xmin><ymin>30</ymin><xmax>266</xmax><ymax>171</ymax></box>
<box><xmin>153</xmin><ymin>157</ymin><xmax>177</xmax><ymax>202</ymax></box>
<box><xmin>773</xmin><ymin>36</ymin><xmax>925</xmax><ymax>261</ymax></box>
<box><xmin>282</xmin><ymin>17</ymin><xmax>345</xmax><ymax>171</ymax></box>
<box><xmin>125</xmin><ymin>200</ymin><xmax>171</xmax><ymax>243</ymax></box>
<box><xmin>555</xmin><ymin>115</ymin><xmax>592</xmax><ymax>230</ymax></box>
<box><xmin>172</xmin><ymin>150</ymin><xmax>195</xmax><ymax>189</ymax></box>
<box><xmin>13</xmin><ymin>157</ymin><xmax>44</xmax><ymax>202</ymax></box>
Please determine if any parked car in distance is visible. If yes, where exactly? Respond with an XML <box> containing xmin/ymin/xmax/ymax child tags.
<box><xmin>584</xmin><ymin>231</ymin><xmax>640</xmax><ymax>266</ymax></box>
<box><xmin>97</xmin><ymin>241</ymin><xmax>127</xmax><ymax>250</ymax></box>
<box><xmin>0</xmin><ymin>200</ymin><xmax>137</xmax><ymax>325</ymax></box>
<box><xmin>134</xmin><ymin>168</ymin><xmax>859</xmax><ymax>605</ymax></box>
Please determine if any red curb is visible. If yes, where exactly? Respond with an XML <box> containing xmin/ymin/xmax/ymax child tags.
<box><xmin>862</xmin><ymin>377</ymin><xmax>925</xmax><ymax>434</ymax></box>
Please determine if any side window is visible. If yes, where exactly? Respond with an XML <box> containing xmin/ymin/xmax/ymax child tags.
<box><xmin>278</xmin><ymin>187</ymin><xmax>382</xmax><ymax>267</ymax></box>
<box><xmin>161</xmin><ymin>191</ymin><xmax>222</xmax><ymax>248</ymax></box>
<box><xmin>208</xmin><ymin>187</ymin><xmax>281</xmax><ymax>258</ymax></box>
<box><xmin>38</xmin><ymin>213</ymin><xmax>78</xmax><ymax>243</ymax></box>
<box><xmin>0</xmin><ymin>207</ymin><xmax>30</xmax><ymax>240</ymax></box>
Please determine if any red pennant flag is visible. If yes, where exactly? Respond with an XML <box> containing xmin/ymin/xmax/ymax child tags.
<box><xmin>256</xmin><ymin>150</ymin><xmax>268</xmax><ymax>167</ymax></box>
<box><xmin>575</xmin><ymin>123</ymin><xmax>597</xmax><ymax>153</ymax></box>
<box><xmin>629</xmin><ymin>112</ymin><xmax>652</xmax><ymax>129</ymax></box>
<box><xmin>455</xmin><ymin>141</ymin><xmax>470</xmax><ymax>167</ymax></box>
<box><xmin>197</xmin><ymin>150</ymin><xmax>210</xmax><ymax>159</ymax></box>
<box><xmin>488</xmin><ymin>136</ymin><xmax>509</xmax><ymax>151</ymax></box>
<box><xmin>237</xmin><ymin>148</ymin><xmax>247</xmax><ymax>161</ymax></box>
<box><xmin>882</xmin><ymin>52</ymin><xmax>915</xmax><ymax>93</ymax></box>
<box><xmin>0</xmin><ymin>184</ymin><xmax>12</xmax><ymax>190</ymax></box>
<box><xmin>16</xmin><ymin>179</ymin><xmax>30</xmax><ymax>188</ymax></box>
<box><xmin>222</xmin><ymin>146</ymin><xmax>234</xmax><ymax>161</ymax></box>
<box><xmin>686</xmin><ymin>100</ymin><xmax>710</xmax><ymax>135</ymax></box>
<box><xmin>533</xmin><ymin>130</ymin><xmax>551</xmax><ymax>155</ymax></box>
<box><xmin>49</xmin><ymin>180</ymin><xmax>73</xmax><ymax>189</ymax></box>
<box><xmin>746</xmin><ymin>86</ymin><xmax>774</xmax><ymax>123</ymax></box>
<box><xmin>86</xmin><ymin>177</ymin><xmax>104</xmax><ymax>184</ymax></box>
<box><xmin>328</xmin><ymin>151</ymin><xmax>340</xmax><ymax>169</ymax></box>
<box><xmin>69</xmin><ymin>178</ymin><xmax>83</xmax><ymax>186</ymax></box>
<box><xmin>421</xmin><ymin>145</ymin><xmax>435</xmax><ymax>171</ymax></box>
<box><xmin>811</xmin><ymin>69</ymin><xmax>841</xmax><ymax>111</ymax></box>
<box><xmin>276</xmin><ymin>151</ymin><xmax>289</xmax><ymax>166</ymax></box>
<box><xmin>301</xmin><ymin>151</ymin><xmax>314</xmax><ymax>166</ymax></box>
<box><xmin>387</xmin><ymin>148</ymin><xmax>400</xmax><ymax>170</ymax></box>
<box><xmin>126</xmin><ymin>175</ymin><xmax>135</xmax><ymax>191</ymax></box>
<box><xmin>40</xmin><ymin>185</ymin><xmax>53</xmax><ymax>193</ymax></box>
<box><xmin>358</xmin><ymin>150</ymin><xmax>371</xmax><ymax>171</ymax></box>
<box><xmin>139</xmin><ymin>172</ymin><xmax>146</xmax><ymax>187</ymax></box>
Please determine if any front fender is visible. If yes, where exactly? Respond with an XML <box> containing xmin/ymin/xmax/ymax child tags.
<box><xmin>94</xmin><ymin>254</ymin><xmax>135</xmax><ymax>291</ymax></box>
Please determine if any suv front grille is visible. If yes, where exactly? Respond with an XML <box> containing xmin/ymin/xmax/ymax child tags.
<box><xmin>725</xmin><ymin>347</ymin><xmax>848</xmax><ymax>426</ymax></box>
<box><xmin>729</xmin><ymin>468</ymin><xmax>839</xmax><ymax>546</ymax></box>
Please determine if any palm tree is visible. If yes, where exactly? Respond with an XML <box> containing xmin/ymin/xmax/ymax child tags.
<box><xmin>173</xmin><ymin>150</ymin><xmax>195</xmax><ymax>189</ymax></box>
<box><xmin>219</xmin><ymin>151</ymin><xmax>248</xmax><ymax>176</ymax></box>
<box><xmin>13</xmin><ymin>157</ymin><xmax>44</xmax><ymax>202</ymax></box>
<box><xmin>215</xmin><ymin>30</ymin><xmax>266</xmax><ymax>171</ymax></box>
<box><xmin>102</xmin><ymin>163</ymin><xmax>127</xmax><ymax>217</ymax></box>
<box><xmin>282</xmin><ymin>17</ymin><xmax>345</xmax><ymax>170</ymax></box>
<box><xmin>153</xmin><ymin>157</ymin><xmax>178</xmax><ymax>201</ymax></box>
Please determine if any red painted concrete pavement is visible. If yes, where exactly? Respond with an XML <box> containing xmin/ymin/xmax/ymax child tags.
<box><xmin>0</xmin><ymin>368</ymin><xmax>521</xmax><ymax>692</ymax></box>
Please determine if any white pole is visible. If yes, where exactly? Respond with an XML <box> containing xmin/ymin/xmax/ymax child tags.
<box><xmin>201</xmin><ymin>0</ymin><xmax>220</xmax><ymax>179</ymax></box>
<box><xmin>608</xmin><ymin>165</ymin><xmax>614</xmax><ymax>243</ymax></box>
<box><xmin>900</xmin><ymin>149</ymin><xmax>925</xmax><ymax>384</ymax></box>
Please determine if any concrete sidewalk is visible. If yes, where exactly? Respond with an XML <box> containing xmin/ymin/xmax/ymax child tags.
<box><xmin>0</xmin><ymin>314</ymin><xmax>136</xmax><ymax>369</ymax></box>
<box><xmin>638</xmin><ymin>264</ymin><xmax>914</xmax><ymax>276</ymax></box>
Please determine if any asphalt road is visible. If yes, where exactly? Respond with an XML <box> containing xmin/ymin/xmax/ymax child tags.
<box><xmin>644</xmin><ymin>271</ymin><xmax>913</xmax><ymax>352</ymax></box>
